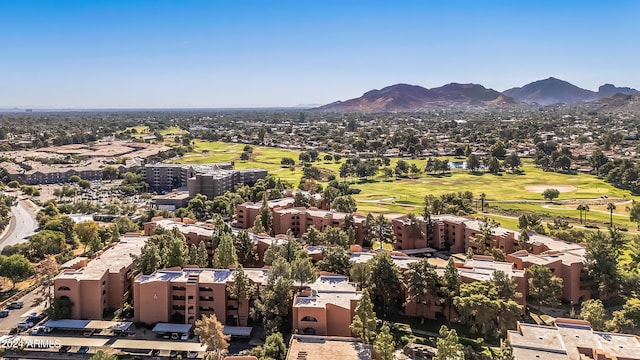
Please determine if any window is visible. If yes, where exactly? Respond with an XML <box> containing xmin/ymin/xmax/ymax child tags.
<box><xmin>57</xmin><ymin>286</ymin><xmax>71</xmax><ymax>291</ymax></box>
<box><xmin>300</xmin><ymin>316</ymin><xmax>318</xmax><ymax>322</ymax></box>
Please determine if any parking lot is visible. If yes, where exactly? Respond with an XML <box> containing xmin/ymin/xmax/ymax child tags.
<box><xmin>0</xmin><ymin>287</ymin><xmax>44</xmax><ymax>335</ymax></box>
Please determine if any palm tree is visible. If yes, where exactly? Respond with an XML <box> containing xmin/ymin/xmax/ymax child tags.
<box><xmin>576</xmin><ymin>204</ymin><xmax>585</xmax><ymax>224</ymax></box>
<box><xmin>583</xmin><ymin>205</ymin><xmax>590</xmax><ymax>225</ymax></box>
<box><xmin>608</xmin><ymin>203</ymin><xmax>617</xmax><ymax>227</ymax></box>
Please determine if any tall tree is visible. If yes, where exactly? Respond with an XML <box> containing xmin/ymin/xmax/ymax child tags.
<box><xmin>578</xmin><ymin>299</ymin><xmax>606</xmax><ymax>331</ymax></box>
<box><xmin>262</xmin><ymin>332</ymin><xmax>287</xmax><ymax>360</ymax></box>
<box><xmin>367</xmin><ymin>214</ymin><xmax>394</xmax><ymax>249</ymax></box>
<box><xmin>576</xmin><ymin>204</ymin><xmax>586</xmax><ymax>224</ymax></box>
<box><xmin>629</xmin><ymin>200</ymin><xmax>640</xmax><ymax>230</ymax></box>
<box><xmin>195</xmin><ymin>241</ymin><xmax>209</xmax><ymax>267</ymax></box>
<box><xmin>263</xmin><ymin>238</ymin><xmax>305</xmax><ymax>265</ymax></box>
<box><xmin>37</xmin><ymin>255</ymin><xmax>59</xmax><ymax>305</ymax></box>
<box><xmin>318</xmin><ymin>247</ymin><xmax>351</xmax><ymax>275</ymax></box>
<box><xmin>504</xmin><ymin>153</ymin><xmax>521</xmax><ymax>171</ymax></box>
<box><xmin>227</xmin><ymin>265</ymin><xmax>256</xmax><ymax>326</ymax></box>
<box><xmin>194</xmin><ymin>314</ymin><xmax>230</xmax><ymax>360</ymax></box>
<box><xmin>435</xmin><ymin>325</ymin><xmax>464</xmax><ymax>360</ymax></box>
<box><xmin>609</xmin><ymin>298</ymin><xmax>640</xmax><ymax>335</ymax></box>
<box><xmin>301</xmin><ymin>225</ymin><xmax>323</xmax><ymax>246</ymax></box>
<box><xmin>526</xmin><ymin>264</ymin><xmax>563</xmax><ymax>313</ymax></box>
<box><xmin>469</xmin><ymin>219</ymin><xmax>496</xmax><ymax>255</ymax></box>
<box><xmin>234</xmin><ymin>231</ymin><xmax>257</xmax><ymax>266</ymax></box>
<box><xmin>259</xmin><ymin>194</ymin><xmax>273</xmax><ymax>235</ymax></box>
<box><xmin>405</xmin><ymin>259</ymin><xmax>438</xmax><ymax>319</ymax></box>
<box><xmin>479</xmin><ymin>193</ymin><xmax>486</xmax><ymax>213</ymax></box>
<box><xmin>323</xmin><ymin>227</ymin><xmax>351</xmax><ymax>247</ymax></box>
<box><xmin>134</xmin><ymin>242</ymin><xmax>163</xmax><ymax>275</ymax></box>
<box><xmin>542</xmin><ymin>188</ymin><xmax>560</xmax><ymax>202</ymax></box>
<box><xmin>406</xmin><ymin>213</ymin><xmax>424</xmax><ymax>241</ymax></box>
<box><xmin>330</xmin><ymin>195</ymin><xmax>357</xmax><ymax>213</ymax></box>
<box><xmin>212</xmin><ymin>233</ymin><xmax>238</xmax><ymax>269</ymax></box>
<box><xmin>590</xmin><ymin>148</ymin><xmax>608</xmax><ymax>176</ymax></box>
<box><xmin>374</xmin><ymin>323</ymin><xmax>395</xmax><ymax>360</ymax></box>
<box><xmin>165</xmin><ymin>235</ymin><xmax>189</xmax><ymax>268</ymax></box>
<box><xmin>467</xmin><ymin>153</ymin><xmax>481</xmax><ymax>173</ymax></box>
<box><xmin>493</xmin><ymin>270</ymin><xmax>520</xmax><ymax>301</ymax></box>
<box><xmin>291</xmin><ymin>255</ymin><xmax>318</xmax><ymax>286</ymax></box>
<box><xmin>74</xmin><ymin>220</ymin><xmax>99</xmax><ymax>251</ymax></box>
<box><xmin>349</xmin><ymin>262</ymin><xmax>371</xmax><ymax>290</ymax></box>
<box><xmin>0</xmin><ymin>254</ymin><xmax>34</xmax><ymax>289</ymax></box>
<box><xmin>607</xmin><ymin>202</ymin><xmax>617</xmax><ymax>227</ymax></box>
<box><xmin>369</xmin><ymin>252</ymin><xmax>402</xmax><ymax>316</ymax></box>
<box><xmin>254</xmin><ymin>258</ymin><xmax>293</xmax><ymax>335</ymax></box>
<box><xmin>349</xmin><ymin>289</ymin><xmax>378</xmax><ymax>343</ymax></box>
<box><xmin>487</xmin><ymin>156</ymin><xmax>501</xmax><ymax>174</ymax></box>
<box><xmin>440</xmin><ymin>258</ymin><xmax>461</xmax><ymax>322</ymax></box>
<box><xmin>584</xmin><ymin>230</ymin><xmax>620</xmax><ymax>299</ymax></box>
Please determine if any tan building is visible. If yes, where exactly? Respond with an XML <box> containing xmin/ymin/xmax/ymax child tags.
<box><xmin>143</xmin><ymin>217</ymin><xmax>291</xmax><ymax>266</ymax></box>
<box><xmin>350</xmin><ymin>252</ymin><xmax>527</xmax><ymax>321</ymax></box>
<box><xmin>54</xmin><ymin>235</ymin><xmax>147</xmax><ymax>320</ymax></box>
<box><xmin>144</xmin><ymin>217</ymin><xmax>213</xmax><ymax>246</ymax></box>
<box><xmin>286</xmin><ymin>335</ymin><xmax>372</xmax><ymax>360</ymax></box>
<box><xmin>144</xmin><ymin>162</ymin><xmax>267</xmax><ymax>198</ymax></box>
<box><xmin>392</xmin><ymin>214</ymin><xmax>518</xmax><ymax>253</ymax></box>
<box><xmin>133</xmin><ymin>267</ymin><xmax>268</xmax><ymax>326</ymax></box>
<box><xmin>507</xmin><ymin>248</ymin><xmax>590</xmax><ymax>304</ymax></box>
<box><xmin>236</xmin><ymin>200</ymin><xmax>367</xmax><ymax>245</ymax></box>
<box><xmin>507</xmin><ymin>318</ymin><xmax>640</xmax><ymax>360</ymax></box>
<box><xmin>0</xmin><ymin>141</ymin><xmax>166</xmax><ymax>185</ymax></box>
<box><xmin>393</xmin><ymin>214</ymin><xmax>592</xmax><ymax>305</ymax></box>
<box><xmin>292</xmin><ymin>276</ymin><xmax>361</xmax><ymax>337</ymax></box>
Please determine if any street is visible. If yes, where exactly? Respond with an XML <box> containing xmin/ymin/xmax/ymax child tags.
<box><xmin>0</xmin><ymin>287</ymin><xmax>44</xmax><ymax>335</ymax></box>
<box><xmin>0</xmin><ymin>200</ymin><xmax>39</xmax><ymax>252</ymax></box>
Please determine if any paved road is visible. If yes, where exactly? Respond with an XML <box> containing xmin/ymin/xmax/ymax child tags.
<box><xmin>0</xmin><ymin>287</ymin><xmax>44</xmax><ymax>335</ymax></box>
<box><xmin>0</xmin><ymin>200</ymin><xmax>39</xmax><ymax>251</ymax></box>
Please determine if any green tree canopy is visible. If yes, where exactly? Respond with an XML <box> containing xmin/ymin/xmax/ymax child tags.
<box><xmin>350</xmin><ymin>289</ymin><xmax>378</xmax><ymax>343</ymax></box>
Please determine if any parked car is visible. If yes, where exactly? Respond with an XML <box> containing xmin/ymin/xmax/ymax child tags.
<box><xmin>31</xmin><ymin>326</ymin><xmax>52</xmax><ymax>335</ymax></box>
<box><xmin>17</xmin><ymin>321</ymin><xmax>34</xmax><ymax>329</ymax></box>
<box><xmin>58</xmin><ymin>345</ymin><xmax>71</xmax><ymax>353</ymax></box>
<box><xmin>77</xmin><ymin>346</ymin><xmax>89</xmax><ymax>354</ymax></box>
<box><xmin>6</xmin><ymin>302</ymin><xmax>23</xmax><ymax>310</ymax></box>
<box><xmin>0</xmin><ymin>310</ymin><xmax>9</xmax><ymax>318</ymax></box>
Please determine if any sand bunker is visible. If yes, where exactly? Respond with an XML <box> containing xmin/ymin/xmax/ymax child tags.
<box><xmin>525</xmin><ymin>185</ymin><xmax>578</xmax><ymax>193</ymax></box>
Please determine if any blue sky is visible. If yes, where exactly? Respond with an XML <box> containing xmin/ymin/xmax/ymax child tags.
<box><xmin>1</xmin><ymin>1</ymin><xmax>639</xmax><ymax>108</ymax></box>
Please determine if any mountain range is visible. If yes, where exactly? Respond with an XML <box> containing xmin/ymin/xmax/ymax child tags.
<box><xmin>316</xmin><ymin>78</ymin><xmax>639</xmax><ymax>111</ymax></box>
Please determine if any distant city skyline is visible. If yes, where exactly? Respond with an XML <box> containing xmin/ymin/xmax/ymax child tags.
<box><xmin>1</xmin><ymin>0</ymin><xmax>639</xmax><ymax>108</ymax></box>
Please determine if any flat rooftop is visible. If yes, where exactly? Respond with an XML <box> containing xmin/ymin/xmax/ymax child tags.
<box><xmin>349</xmin><ymin>252</ymin><xmax>423</xmax><ymax>270</ymax></box>
<box><xmin>286</xmin><ymin>335</ymin><xmax>372</xmax><ymax>360</ymax></box>
<box><xmin>136</xmin><ymin>267</ymin><xmax>269</xmax><ymax>286</ymax></box>
<box><xmin>111</xmin><ymin>339</ymin><xmax>206</xmax><ymax>352</ymax></box>
<box><xmin>153</xmin><ymin>218</ymin><xmax>214</xmax><ymax>238</ymax></box>
<box><xmin>295</xmin><ymin>276</ymin><xmax>361</xmax><ymax>310</ymax></box>
<box><xmin>461</xmin><ymin>258</ymin><xmax>525</xmax><ymax>282</ymax></box>
<box><xmin>508</xmin><ymin>321</ymin><xmax>640</xmax><ymax>360</ymax></box>
<box><xmin>55</xmin><ymin>236</ymin><xmax>147</xmax><ymax>280</ymax></box>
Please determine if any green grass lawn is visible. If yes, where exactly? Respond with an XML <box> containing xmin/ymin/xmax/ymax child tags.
<box><xmin>175</xmin><ymin>141</ymin><xmax>640</xmax><ymax>222</ymax></box>
<box><xmin>160</xmin><ymin>126</ymin><xmax>187</xmax><ymax>136</ymax></box>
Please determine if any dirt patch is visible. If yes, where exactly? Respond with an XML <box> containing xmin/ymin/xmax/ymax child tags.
<box><xmin>525</xmin><ymin>185</ymin><xmax>578</xmax><ymax>193</ymax></box>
